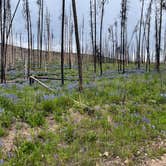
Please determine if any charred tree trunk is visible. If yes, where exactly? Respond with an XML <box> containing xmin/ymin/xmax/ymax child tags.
<box><xmin>94</xmin><ymin>0</ymin><xmax>97</xmax><ymax>73</ymax></box>
<box><xmin>61</xmin><ymin>0</ymin><xmax>65</xmax><ymax>85</ymax></box>
<box><xmin>72</xmin><ymin>0</ymin><xmax>83</xmax><ymax>91</ymax></box>
<box><xmin>99</xmin><ymin>0</ymin><xmax>105</xmax><ymax>76</ymax></box>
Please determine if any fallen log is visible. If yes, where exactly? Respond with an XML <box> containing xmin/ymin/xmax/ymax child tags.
<box><xmin>34</xmin><ymin>76</ymin><xmax>78</xmax><ymax>82</ymax></box>
<box><xmin>29</xmin><ymin>76</ymin><xmax>55</xmax><ymax>92</ymax></box>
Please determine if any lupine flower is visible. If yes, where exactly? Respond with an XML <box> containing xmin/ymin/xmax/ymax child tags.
<box><xmin>7</xmin><ymin>152</ymin><xmax>13</xmax><ymax>159</ymax></box>
<box><xmin>3</xmin><ymin>94</ymin><xmax>18</xmax><ymax>103</ymax></box>
<box><xmin>67</xmin><ymin>83</ymin><xmax>77</xmax><ymax>90</ymax></box>
<box><xmin>132</xmin><ymin>112</ymin><xmax>140</xmax><ymax>118</ymax></box>
<box><xmin>0</xmin><ymin>84</ymin><xmax>9</xmax><ymax>89</ymax></box>
<box><xmin>84</xmin><ymin>83</ymin><xmax>96</xmax><ymax>89</ymax></box>
<box><xmin>54</xmin><ymin>154</ymin><xmax>59</xmax><ymax>160</ymax></box>
<box><xmin>0</xmin><ymin>159</ymin><xmax>4</xmax><ymax>165</ymax></box>
<box><xmin>7</xmin><ymin>70</ymin><xmax>16</xmax><ymax>75</ymax></box>
<box><xmin>43</xmin><ymin>94</ymin><xmax>56</xmax><ymax>101</ymax></box>
<box><xmin>142</xmin><ymin>116</ymin><xmax>150</xmax><ymax>124</ymax></box>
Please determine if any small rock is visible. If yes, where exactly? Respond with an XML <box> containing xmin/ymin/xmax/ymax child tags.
<box><xmin>96</xmin><ymin>163</ymin><xmax>100</xmax><ymax>166</ymax></box>
<box><xmin>116</xmin><ymin>156</ymin><xmax>120</xmax><ymax>159</ymax></box>
<box><xmin>103</xmin><ymin>152</ymin><xmax>109</xmax><ymax>157</ymax></box>
<box><xmin>104</xmin><ymin>104</ymin><xmax>110</xmax><ymax>109</ymax></box>
<box><xmin>151</xmin><ymin>159</ymin><xmax>156</xmax><ymax>163</ymax></box>
<box><xmin>137</xmin><ymin>151</ymin><xmax>141</xmax><ymax>155</ymax></box>
<box><xmin>94</xmin><ymin>106</ymin><xmax>101</xmax><ymax>111</ymax></box>
<box><xmin>124</xmin><ymin>159</ymin><xmax>129</xmax><ymax>164</ymax></box>
<box><xmin>99</xmin><ymin>153</ymin><xmax>102</xmax><ymax>157</ymax></box>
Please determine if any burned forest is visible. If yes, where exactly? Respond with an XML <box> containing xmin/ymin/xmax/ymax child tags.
<box><xmin>0</xmin><ymin>0</ymin><xmax>166</xmax><ymax>165</ymax></box>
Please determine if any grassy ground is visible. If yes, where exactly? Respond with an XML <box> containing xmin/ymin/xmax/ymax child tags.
<box><xmin>0</xmin><ymin>63</ymin><xmax>166</xmax><ymax>165</ymax></box>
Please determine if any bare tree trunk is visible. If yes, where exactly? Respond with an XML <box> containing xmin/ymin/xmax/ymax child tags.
<box><xmin>99</xmin><ymin>1</ymin><xmax>105</xmax><ymax>76</ymax></box>
<box><xmin>164</xmin><ymin>25</ymin><xmax>166</xmax><ymax>64</ymax></box>
<box><xmin>1</xmin><ymin>0</ymin><xmax>6</xmax><ymax>83</ymax></box>
<box><xmin>68</xmin><ymin>6</ymin><xmax>73</xmax><ymax>69</ymax></box>
<box><xmin>90</xmin><ymin>0</ymin><xmax>95</xmax><ymax>71</ymax></box>
<box><xmin>72</xmin><ymin>0</ymin><xmax>83</xmax><ymax>91</ymax></box>
<box><xmin>23</xmin><ymin>0</ymin><xmax>32</xmax><ymax>78</ymax></box>
<box><xmin>137</xmin><ymin>0</ymin><xmax>144</xmax><ymax>70</ymax></box>
<box><xmin>39</xmin><ymin>0</ymin><xmax>44</xmax><ymax>68</ymax></box>
<box><xmin>120</xmin><ymin>0</ymin><xmax>127</xmax><ymax>73</ymax></box>
<box><xmin>94</xmin><ymin>0</ymin><xmax>97</xmax><ymax>73</ymax></box>
<box><xmin>156</xmin><ymin>0</ymin><xmax>163</xmax><ymax>72</ymax></box>
<box><xmin>37</xmin><ymin>0</ymin><xmax>41</xmax><ymax>67</ymax></box>
<box><xmin>145</xmin><ymin>0</ymin><xmax>153</xmax><ymax>72</ymax></box>
<box><xmin>61</xmin><ymin>0</ymin><xmax>65</xmax><ymax>85</ymax></box>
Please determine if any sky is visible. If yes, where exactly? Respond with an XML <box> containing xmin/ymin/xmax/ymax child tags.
<box><xmin>11</xmin><ymin>0</ymin><xmax>143</xmax><ymax>50</ymax></box>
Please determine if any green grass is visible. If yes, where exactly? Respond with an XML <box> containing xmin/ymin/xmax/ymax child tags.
<box><xmin>0</xmin><ymin>63</ymin><xmax>166</xmax><ymax>165</ymax></box>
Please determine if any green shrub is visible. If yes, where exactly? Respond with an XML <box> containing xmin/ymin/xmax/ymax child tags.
<box><xmin>42</xmin><ymin>100</ymin><xmax>55</xmax><ymax>113</ymax></box>
<box><xmin>26</xmin><ymin>112</ymin><xmax>45</xmax><ymax>127</ymax></box>
<box><xmin>63</xmin><ymin>125</ymin><xmax>76</xmax><ymax>144</ymax></box>
<box><xmin>0</xmin><ymin>126</ymin><xmax>5</xmax><ymax>137</ymax></box>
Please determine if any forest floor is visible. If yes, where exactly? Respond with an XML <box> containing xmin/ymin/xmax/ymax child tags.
<box><xmin>0</xmin><ymin>63</ymin><xmax>166</xmax><ymax>165</ymax></box>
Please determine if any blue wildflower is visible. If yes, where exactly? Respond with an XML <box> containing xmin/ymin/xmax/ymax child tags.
<box><xmin>43</xmin><ymin>94</ymin><xmax>56</xmax><ymax>101</ymax></box>
<box><xmin>67</xmin><ymin>83</ymin><xmax>77</xmax><ymax>90</ymax></box>
<box><xmin>3</xmin><ymin>94</ymin><xmax>18</xmax><ymax>103</ymax></box>
<box><xmin>142</xmin><ymin>117</ymin><xmax>150</xmax><ymax>124</ymax></box>
<box><xmin>0</xmin><ymin>159</ymin><xmax>4</xmax><ymax>165</ymax></box>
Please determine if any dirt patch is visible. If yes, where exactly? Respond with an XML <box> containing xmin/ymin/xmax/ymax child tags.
<box><xmin>0</xmin><ymin>115</ymin><xmax>59</xmax><ymax>154</ymax></box>
<box><xmin>0</xmin><ymin>122</ymin><xmax>36</xmax><ymax>153</ymax></box>
<box><xmin>144</xmin><ymin>139</ymin><xmax>166</xmax><ymax>166</ymax></box>
<box><xmin>146</xmin><ymin>154</ymin><xmax>166</xmax><ymax>166</ymax></box>
<box><xmin>45</xmin><ymin>115</ymin><xmax>59</xmax><ymax>132</ymax></box>
<box><xmin>69</xmin><ymin>108</ymin><xmax>87</xmax><ymax>124</ymax></box>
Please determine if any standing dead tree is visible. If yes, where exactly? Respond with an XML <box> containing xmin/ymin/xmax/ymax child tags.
<box><xmin>23</xmin><ymin>0</ymin><xmax>32</xmax><ymax>78</ymax></box>
<box><xmin>89</xmin><ymin>0</ymin><xmax>95</xmax><ymax>71</ymax></box>
<box><xmin>61</xmin><ymin>0</ymin><xmax>65</xmax><ymax>85</ymax></box>
<box><xmin>154</xmin><ymin>0</ymin><xmax>165</xmax><ymax>72</ymax></box>
<box><xmin>72</xmin><ymin>0</ymin><xmax>83</xmax><ymax>91</ymax></box>
<box><xmin>94</xmin><ymin>0</ymin><xmax>97</xmax><ymax>73</ymax></box>
<box><xmin>144</xmin><ymin>0</ymin><xmax>153</xmax><ymax>72</ymax></box>
<box><xmin>120</xmin><ymin>0</ymin><xmax>128</xmax><ymax>73</ymax></box>
<box><xmin>0</xmin><ymin>0</ymin><xmax>21</xmax><ymax>83</ymax></box>
<box><xmin>36</xmin><ymin>0</ymin><xmax>44</xmax><ymax>68</ymax></box>
<box><xmin>45</xmin><ymin>8</ymin><xmax>51</xmax><ymax>65</ymax></box>
<box><xmin>68</xmin><ymin>6</ymin><xmax>73</xmax><ymax>69</ymax></box>
<box><xmin>164</xmin><ymin>23</ymin><xmax>166</xmax><ymax>63</ymax></box>
<box><xmin>37</xmin><ymin>0</ymin><xmax>41</xmax><ymax>66</ymax></box>
<box><xmin>99</xmin><ymin>0</ymin><xmax>107</xmax><ymax>76</ymax></box>
<box><xmin>137</xmin><ymin>0</ymin><xmax>145</xmax><ymax>70</ymax></box>
<box><xmin>81</xmin><ymin>16</ymin><xmax>85</xmax><ymax>56</ymax></box>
